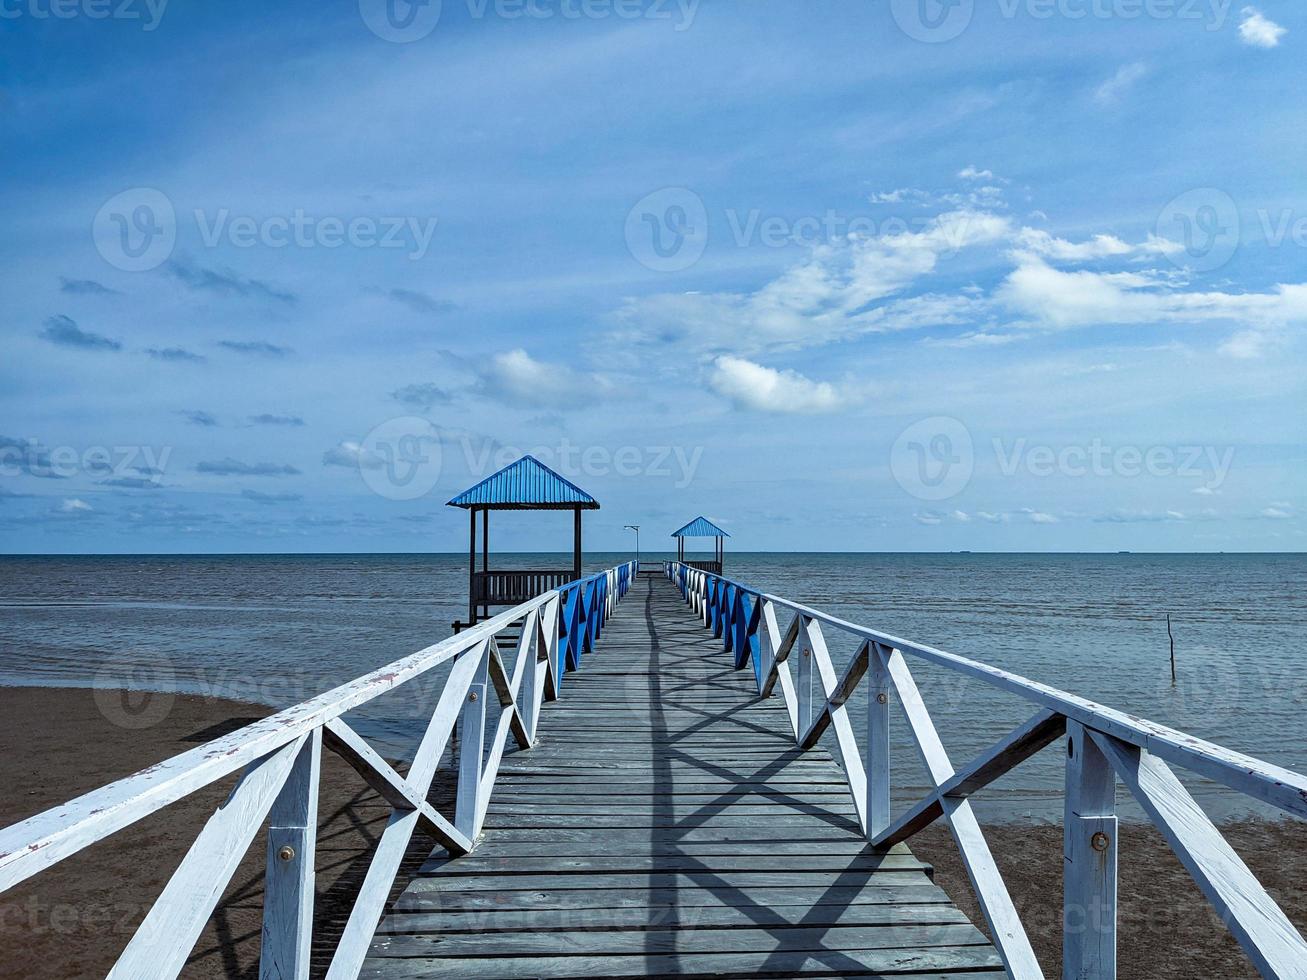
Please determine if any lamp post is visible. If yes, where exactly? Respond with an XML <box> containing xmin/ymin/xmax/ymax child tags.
<box><xmin>624</xmin><ymin>524</ymin><xmax>640</xmax><ymax>566</ymax></box>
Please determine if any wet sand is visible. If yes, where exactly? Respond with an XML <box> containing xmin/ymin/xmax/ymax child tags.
<box><xmin>0</xmin><ymin>685</ymin><xmax>1303</xmax><ymax>978</ymax></box>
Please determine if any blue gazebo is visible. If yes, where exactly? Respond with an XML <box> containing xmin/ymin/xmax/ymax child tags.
<box><xmin>448</xmin><ymin>455</ymin><xmax>599</xmax><ymax>629</ymax></box>
<box><xmin>671</xmin><ymin>516</ymin><xmax>729</xmax><ymax>575</ymax></box>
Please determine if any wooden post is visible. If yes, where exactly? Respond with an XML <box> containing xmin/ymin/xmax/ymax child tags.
<box><xmin>795</xmin><ymin>618</ymin><xmax>813</xmax><ymax>744</ymax></box>
<box><xmin>1064</xmin><ymin>720</ymin><xmax>1118</xmax><ymax>980</ymax></box>
<box><xmin>455</xmin><ymin>645</ymin><xmax>490</xmax><ymax>840</ymax></box>
<box><xmin>467</xmin><ymin>509</ymin><xmax>477</xmax><ymax>627</ymax></box>
<box><xmin>573</xmin><ymin>507</ymin><xmax>582</xmax><ymax>581</ymax></box>
<box><xmin>260</xmin><ymin>729</ymin><xmax>321</xmax><ymax>980</ymax></box>
<box><xmin>867</xmin><ymin>643</ymin><xmax>891</xmax><ymax>841</ymax></box>
<box><xmin>482</xmin><ymin>509</ymin><xmax>489</xmax><ymax>572</ymax></box>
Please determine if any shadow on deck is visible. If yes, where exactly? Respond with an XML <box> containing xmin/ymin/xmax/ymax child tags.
<box><xmin>360</xmin><ymin>576</ymin><xmax>1002</xmax><ymax>979</ymax></box>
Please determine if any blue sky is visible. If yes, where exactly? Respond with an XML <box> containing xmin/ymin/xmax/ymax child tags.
<box><xmin>1</xmin><ymin>0</ymin><xmax>1304</xmax><ymax>553</ymax></box>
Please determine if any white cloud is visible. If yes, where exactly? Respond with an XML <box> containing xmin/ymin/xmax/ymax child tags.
<box><xmin>1014</xmin><ymin>228</ymin><xmax>1180</xmax><ymax>262</ymax></box>
<box><xmin>60</xmin><ymin>498</ymin><xmax>92</xmax><ymax>513</ymax></box>
<box><xmin>1239</xmin><ymin>7</ymin><xmax>1287</xmax><ymax>47</ymax></box>
<box><xmin>709</xmin><ymin>355</ymin><xmax>856</xmax><ymax>413</ymax></box>
<box><xmin>957</xmin><ymin>165</ymin><xmax>995</xmax><ymax>181</ymax></box>
<box><xmin>323</xmin><ymin>441</ymin><xmax>385</xmax><ymax>470</ymax></box>
<box><xmin>869</xmin><ymin>188</ymin><xmax>930</xmax><ymax>205</ymax></box>
<box><xmin>999</xmin><ymin>254</ymin><xmax>1307</xmax><ymax>335</ymax></box>
<box><xmin>1024</xmin><ymin>509</ymin><xmax>1059</xmax><ymax>524</ymax></box>
<box><xmin>474</xmin><ymin>348</ymin><xmax>614</xmax><ymax>408</ymax></box>
<box><xmin>615</xmin><ymin>210</ymin><xmax>1012</xmax><ymax>354</ymax></box>
<box><xmin>1094</xmin><ymin>63</ymin><xmax>1149</xmax><ymax>106</ymax></box>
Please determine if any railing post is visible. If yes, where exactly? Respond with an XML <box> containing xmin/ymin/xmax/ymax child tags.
<box><xmin>455</xmin><ymin>643</ymin><xmax>490</xmax><ymax>840</ymax></box>
<box><xmin>521</xmin><ymin>609</ymin><xmax>541</xmax><ymax>741</ymax></box>
<box><xmin>867</xmin><ymin>642</ymin><xmax>891</xmax><ymax>841</ymax></box>
<box><xmin>1064</xmin><ymin>720</ymin><xmax>1118</xmax><ymax>980</ymax></box>
<box><xmin>260</xmin><ymin>728</ymin><xmax>321</xmax><ymax>980</ymax></box>
<box><xmin>795</xmin><ymin>617</ymin><xmax>812</xmax><ymax>742</ymax></box>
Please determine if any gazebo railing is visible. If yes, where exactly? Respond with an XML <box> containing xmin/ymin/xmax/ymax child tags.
<box><xmin>665</xmin><ymin>560</ymin><xmax>1307</xmax><ymax>980</ymax></box>
<box><xmin>682</xmin><ymin>559</ymin><xmax>722</xmax><ymax>575</ymax></box>
<box><xmin>0</xmin><ymin>561</ymin><xmax>636</xmax><ymax>980</ymax></box>
<box><xmin>472</xmin><ymin>569</ymin><xmax>576</xmax><ymax>606</ymax></box>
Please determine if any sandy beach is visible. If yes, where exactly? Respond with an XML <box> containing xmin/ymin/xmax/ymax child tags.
<box><xmin>0</xmin><ymin>685</ymin><xmax>1302</xmax><ymax>979</ymax></box>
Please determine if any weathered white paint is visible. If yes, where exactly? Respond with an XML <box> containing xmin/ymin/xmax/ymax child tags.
<box><xmin>669</xmin><ymin>559</ymin><xmax>1307</xmax><ymax>980</ymax></box>
<box><xmin>866</xmin><ymin>641</ymin><xmax>891</xmax><ymax>841</ymax></box>
<box><xmin>1064</xmin><ymin>721</ymin><xmax>1117</xmax><ymax>980</ymax></box>
<box><xmin>874</xmin><ymin>708</ymin><xmax>1065</xmax><ymax>848</ymax></box>
<box><xmin>762</xmin><ymin>590</ymin><xmax>1307</xmax><ymax>820</ymax></box>
<box><xmin>321</xmin><ymin>718</ymin><xmax>470</xmax><ymax>854</ymax></box>
<box><xmin>0</xmin><ymin>562</ymin><xmax>639</xmax><ymax>980</ymax></box>
<box><xmin>878</xmin><ymin>645</ymin><xmax>1045</xmax><ymax>980</ymax></box>
<box><xmin>801</xmin><ymin>622</ymin><xmax>868</xmax><ymax>834</ymax></box>
<box><xmin>108</xmin><ymin>736</ymin><xmax>307</xmax><ymax>980</ymax></box>
<box><xmin>1091</xmin><ymin>731</ymin><xmax>1307</xmax><ymax>979</ymax></box>
<box><xmin>261</xmin><ymin>729</ymin><xmax>322</xmax><ymax>980</ymax></box>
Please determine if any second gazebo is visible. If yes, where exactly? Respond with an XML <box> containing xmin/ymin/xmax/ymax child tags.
<box><xmin>670</xmin><ymin>516</ymin><xmax>729</xmax><ymax>575</ymax></box>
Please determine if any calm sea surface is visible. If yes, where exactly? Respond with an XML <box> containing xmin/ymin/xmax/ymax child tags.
<box><xmin>1</xmin><ymin>552</ymin><xmax>1303</xmax><ymax>823</ymax></box>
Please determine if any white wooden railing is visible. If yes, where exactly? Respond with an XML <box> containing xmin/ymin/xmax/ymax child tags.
<box><xmin>0</xmin><ymin>561</ymin><xmax>636</xmax><ymax>980</ymax></box>
<box><xmin>666</xmin><ymin>561</ymin><xmax>1307</xmax><ymax>980</ymax></box>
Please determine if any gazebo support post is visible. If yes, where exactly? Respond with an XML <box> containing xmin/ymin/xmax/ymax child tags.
<box><xmin>573</xmin><ymin>506</ymin><xmax>582</xmax><ymax>581</ymax></box>
<box><xmin>467</xmin><ymin>508</ymin><xmax>477</xmax><ymax>628</ymax></box>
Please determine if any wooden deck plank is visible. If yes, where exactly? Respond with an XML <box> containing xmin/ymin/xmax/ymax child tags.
<box><xmin>362</xmin><ymin>574</ymin><xmax>997</xmax><ymax>978</ymax></box>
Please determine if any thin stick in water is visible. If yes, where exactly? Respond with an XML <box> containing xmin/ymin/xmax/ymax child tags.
<box><xmin>1166</xmin><ymin>613</ymin><xmax>1176</xmax><ymax>685</ymax></box>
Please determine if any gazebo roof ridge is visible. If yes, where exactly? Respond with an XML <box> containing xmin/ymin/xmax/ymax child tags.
<box><xmin>447</xmin><ymin>454</ymin><xmax>600</xmax><ymax>511</ymax></box>
<box><xmin>671</xmin><ymin>516</ymin><xmax>730</xmax><ymax>538</ymax></box>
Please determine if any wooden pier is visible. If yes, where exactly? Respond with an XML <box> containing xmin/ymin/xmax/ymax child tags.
<box><xmin>1</xmin><ymin>558</ymin><xmax>1305</xmax><ymax>979</ymax></box>
<box><xmin>363</xmin><ymin>574</ymin><xmax>1001</xmax><ymax>977</ymax></box>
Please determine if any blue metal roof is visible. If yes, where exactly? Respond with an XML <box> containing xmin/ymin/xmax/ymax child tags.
<box><xmin>447</xmin><ymin>455</ymin><xmax>599</xmax><ymax>510</ymax></box>
<box><xmin>671</xmin><ymin>516</ymin><xmax>730</xmax><ymax>538</ymax></box>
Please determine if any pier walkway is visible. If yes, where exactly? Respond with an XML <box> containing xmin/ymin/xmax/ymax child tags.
<box><xmin>362</xmin><ymin>574</ymin><xmax>1001</xmax><ymax>978</ymax></box>
<box><xmin>2</xmin><ymin>559</ymin><xmax>1305</xmax><ymax>980</ymax></box>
